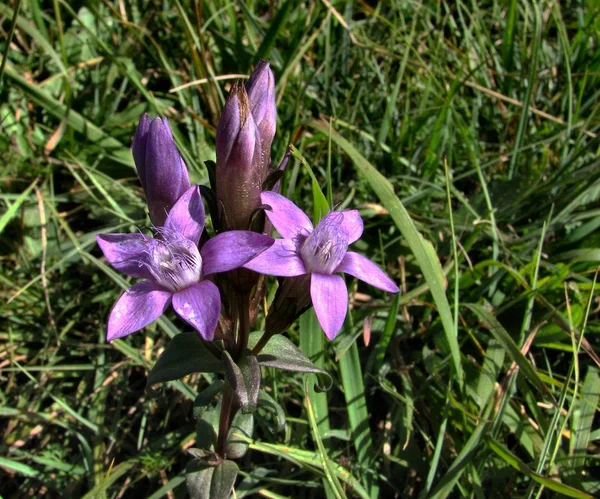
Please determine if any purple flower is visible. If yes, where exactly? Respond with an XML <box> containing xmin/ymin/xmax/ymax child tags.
<box><xmin>244</xmin><ymin>192</ymin><xmax>399</xmax><ymax>340</ymax></box>
<box><xmin>97</xmin><ymin>186</ymin><xmax>273</xmax><ymax>342</ymax></box>
<box><xmin>132</xmin><ymin>114</ymin><xmax>191</xmax><ymax>227</ymax></box>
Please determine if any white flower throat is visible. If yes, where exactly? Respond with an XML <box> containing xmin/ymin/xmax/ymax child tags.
<box><xmin>300</xmin><ymin>215</ymin><xmax>348</xmax><ymax>274</ymax></box>
<box><xmin>149</xmin><ymin>236</ymin><xmax>202</xmax><ymax>292</ymax></box>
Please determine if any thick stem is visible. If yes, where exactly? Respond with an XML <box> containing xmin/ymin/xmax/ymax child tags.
<box><xmin>216</xmin><ymin>382</ymin><xmax>234</xmax><ymax>459</ymax></box>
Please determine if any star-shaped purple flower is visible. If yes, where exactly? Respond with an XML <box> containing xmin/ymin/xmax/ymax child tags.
<box><xmin>244</xmin><ymin>192</ymin><xmax>399</xmax><ymax>340</ymax></box>
<box><xmin>97</xmin><ymin>186</ymin><xmax>273</xmax><ymax>342</ymax></box>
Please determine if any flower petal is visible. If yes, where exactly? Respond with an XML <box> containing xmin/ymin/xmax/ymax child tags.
<box><xmin>165</xmin><ymin>186</ymin><xmax>205</xmax><ymax>244</ymax></box>
<box><xmin>321</xmin><ymin>209</ymin><xmax>363</xmax><ymax>244</ymax></box>
<box><xmin>201</xmin><ymin>231</ymin><xmax>274</xmax><ymax>275</ymax></box>
<box><xmin>310</xmin><ymin>273</ymin><xmax>348</xmax><ymax>340</ymax></box>
<box><xmin>96</xmin><ymin>233</ymin><xmax>153</xmax><ymax>279</ymax></box>
<box><xmin>335</xmin><ymin>251</ymin><xmax>399</xmax><ymax>293</ymax></box>
<box><xmin>261</xmin><ymin>191</ymin><xmax>313</xmax><ymax>239</ymax></box>
<box><xmin>172</xmin><ymin>281</ymin><xmax>221</xmax><ymax>341</ymax></box>
<box><xmin>107</xmin><ymin>281</ymin><xmax>172</xmax><ymax>341</ymax></box>
<box><xmin>243</xmin><ymin>239</ymin><xmax>307</xmax><ymax>276</ymax></box>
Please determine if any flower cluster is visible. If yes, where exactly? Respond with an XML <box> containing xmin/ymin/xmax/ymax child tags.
<box><xmin>95</xmin><ymin>61</ymin><xmax>400</xmax><ymax>495</ymax></box>
<box><xmin>97</xmin><ymin>61</ymin><xmax>398</xmax><ymax>344</ymax></box>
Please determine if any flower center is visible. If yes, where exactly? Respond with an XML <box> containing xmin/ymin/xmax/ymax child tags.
<box><xmin>300</xmin><ymin>214</ymin><xmax>348</xmax><ymax>274</ymax></box>
<box><xmin>149</xmin><ymin>237</ymin><xmax>202</xmax><ymax>292</ymax></box>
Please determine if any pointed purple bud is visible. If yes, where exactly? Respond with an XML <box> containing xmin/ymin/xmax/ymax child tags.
<box><xmin>265</xmin><ymin>274</ymin><xmax>312</xmax><ymax>336</ymax></box>
<box><xmin>132</xmin><ymin>114</ymin><xmax>191</xmax><ymax>227</ymax></box>
<box><xmin>245</xmin><ymin>60</ymin><xmax>276</xmax><ymax>168</ymax></box>
<box><xmin>216</xmin><ymin>81</ymin><xmax>263</xmax><ymax>230</ymax></box>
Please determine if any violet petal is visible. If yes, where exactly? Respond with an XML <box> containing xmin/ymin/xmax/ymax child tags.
<box><xmin>165</xmin><ymin>186</ymin><xmax>205</xmax><ymax>245</ymax></box>
<box><xmin>96</xmin><ymin>233</ymin><xmax>154</xmax><ymax>279</ymax></box>
<box><xmin>201</xmin><ymin>231</ymin><xmax>274</xmax><ymax>275</ymax></box>
<box><xmin>243</xmin><ymin>239</ymin><xmax>307</xmax><ymax>276</ymax></box>
<box><xmin>335</xmin><ymin>251</ymin><xmax>399</xmax><ymax>293</ymax></box>
<box><xmin>107</xmin><ymin>281</ymin><xmax>172</xmax><ymax>341</ymax></box>
<box><xmin>172</xmin><ymin>280</ymin><xmax>221</xmax><ymax>341</ymax></box>
<box><xmin>320</xmin><ymin>209</ymin><xmax>363</xmax><ymax>244</ymax></box>
<box><xmin>310</xmin><ymin>273</ymin><xmax>348</xmax><ymax>340</ymax></box>
<box><xmin>261</xmin><ymin>191</ymin><xmax>313</xmax><ymax>239</ymax></box>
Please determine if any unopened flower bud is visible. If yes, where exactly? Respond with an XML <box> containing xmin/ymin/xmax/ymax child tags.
<box><xmin>132</xmin><ymin>114</ymin><xmax>190</xmax><ymax>226</ymax></box>
<box><xmin>245</xmin><ymin>60</ymin><xmax>276</xmax><ymax>168</ymax></box>
<box><xmin>265</xmin><ymin>275</ymin><xmax>312</xmax><ymax>336</ymax></box>
<box><xmin>216</xmin><ymin>81</ymin><xmax>263</xmax><ymax>230</ymax></box>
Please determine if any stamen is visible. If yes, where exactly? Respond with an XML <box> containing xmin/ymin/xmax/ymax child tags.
<box><xmin>148</xmin><ymin>234</ymin><xmax>203</xmax><ymax>292</ymax></box>
<box><xmin>299</xmin><ymin>215</ymin><xmax>348</xmax><ymax>274</ymax></box>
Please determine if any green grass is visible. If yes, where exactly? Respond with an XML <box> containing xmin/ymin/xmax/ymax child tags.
<box><xmin>1</xmin><ymin>0</ymin><xmax>600</xmax><ymax>497</ymax></box>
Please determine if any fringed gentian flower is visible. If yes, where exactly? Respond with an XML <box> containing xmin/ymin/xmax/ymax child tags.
<box><xmin>132</xmin><ymin>114</ymin><xmax>190</xmax><ymax>227</ymax></box>
<box><xmin>97</xmin><ymin>186</ymin><xmax>273</xmax><ymax>342</ymax></box>
<box><xmin>245</xmin><ymin>192</ymin><xmax>399</xmax><ymax>339</ymax></box>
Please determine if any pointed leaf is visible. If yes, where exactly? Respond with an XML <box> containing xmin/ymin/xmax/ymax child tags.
<box><xmin>248</xmin><ymin>332</ymin><xmax>333</xmax><ymax>391</ymax></box>
<box><xmin>185</xmin><ymin>456</ymin><xmax>238</xmax><ymax>499</ymax></box>
<box><xmin>195</xmin><ymin>404</ymin><xmax>220</xmax><ymax>453</ymax></box>
<box><xmin>147</xmin><ymin>332</ymin><xmax>222</xmax><ymax>386</ymax></box>
<box><xmin>222</xmin><ymin>351</ymin><xmax>260</xmax><ymax>414</ymax></box>
<box><xmin>226</xmin><ymin>412</ymin><xmax>254</xmax><ymax>459</ymax></box>
<box><xmin>193</xmin><ymin>380</ymin><xmax>224</xmax><ymax>420</ymax></box>
<box><xmin>185</xmin><ymin>462</ymin><xmax>214</xmax><ymax>499</ymax></box>
<box><xmin>210</xmin><ymin>460</ymin><xmax>239</xmax><ymax>499</ymax></box>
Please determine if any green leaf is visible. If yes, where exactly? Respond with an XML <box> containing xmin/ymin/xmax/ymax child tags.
<box><xmin>186</xmin><ymin>458</ymin><xmax>239</xmax><ymax>499</ymax></box>
<box><xmin>147</xmin><ymin>332</ymin><xmax>222</xmax><ymax>386</ymax></box>
<box><xmin>248</xmin><ymin>332</ymin><xmax>333</xmax><ymax>391</ymax></box>
<box><xmin>466</xmin><ymin>304</ymin><xmax>552</xmax><ymax>398</ymax></box>
<box><xmin>486</xmin><ymin>438</ymin><xmax>593</xmax><ymax>498</ymax></box>
<box><xmin>211</xmin><ymin>460</ymin><xmax>239</xmax><ymax>499</ymax></box>
<box><xmin>226</xmin><ymin>412</ymin><xmax>254</xmax><ymax>459</ymax></box>
<box><xmin>338</xmin><ymin>341</ymin><xmax>378</xmax><ymax>496</ymax></box>
<box><xmin>0</xmin><ymin>178</ymin><xmax>38</xmax><ymax>235</ymax></box>
<box><xmin>305</xmin><ymin>378</ymin><xmax>347</xmax><ymax>499</ymax></box>
<box><xmin>193</xmin><ymin>380</ymin><xmax>224</xmax><ymax>420</ymax></box>
<box><xmin>195</xmin><ymin>404</ymin><xmax>220</xmax><ymax>453</ymax></box>
<box><xmin>186</xmin><ymin>462</ymin><xmax>213</xmax><ymax>499</ymax></box>
<box><xmin>222</xmin><ymin>351</ymin><xmax>260</xmax><ymax>414</ymax></box>
<box><xmin>258</xmin><ymin>389</ymin><xmax>286</xmax><ymax>433</ymax></box>
<box><xmin>308</xmin><ymin>119</ymin><xmax>463</xmax><ymax>387</ymax></box>
<box><xmin>572</xmin><ymin>367</ymin><xmax>600</xmax><ymax>474</ymax></box>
